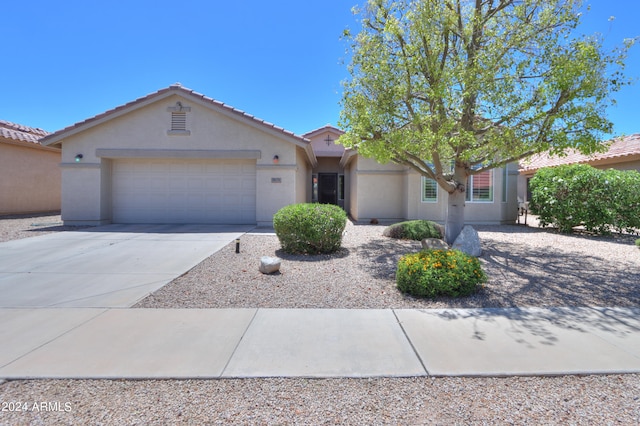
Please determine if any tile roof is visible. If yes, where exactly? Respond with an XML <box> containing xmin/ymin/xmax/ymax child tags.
<box><xmin>0</xmin><ymin>120</ymin><xmax>50</xmax><ymax>144</ymax></box>
<box><xmin>519</xmin><ymin>133</ymin><xmax>640</xmax><ymax>172</ymax></box>
<box><xmin>41</xmin><ymin>84</ymin><xmax>310</xmax><ymax>146</ymax></box>
<box><xmin>303</xmin><ymin>124</ymin><xmax>344</xmax><ymax>138</ymax></box>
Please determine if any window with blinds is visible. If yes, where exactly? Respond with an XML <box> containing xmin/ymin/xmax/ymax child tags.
<box><xmin>421</xmin><ymin>177</ymin><xmax>438</xmax><ymax>202</ymax></box>
<box><xmin>466</xmin><ymin>169</ymin><xmax>494</xmax><ymax>202</ymax></box>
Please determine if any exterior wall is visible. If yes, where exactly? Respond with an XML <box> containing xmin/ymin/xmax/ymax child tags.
<box><xmin>609</xmin><ymin>158</ymin><xmax>640</xmax><ymax>171</ymax></box>
<box><xmin>56</xmin><ymin>93</ymin><xmax>306</xmax><ymax>225</ymax></box>
<box><xmin>295</xmin><ymin>146</ymin><xmax>311</xmax><ymax>204</ymax></box>
<box><xmin>60</xmin><ymin>164</ymin><xmax>105</xmax><ymax>224</ymax></box>
<box><xmin>0</xmin><ymin>142</ymin><xmax>61</xmax><ymax>215</ymax></box>
<box><xmin>346</xmin><ymin>156</ymin><xmax>358</xmax><ymax>220</ymax></box>
<box><xmin>256</xmin><ymin>166</ymin><xmax>297</xmax><ymax>226</ymax></box>
<box><xmin>405</xmin><ymin>171</ymin><xmax>447</xmax><ymax>222</ymax></box>
<box><xmin>314</xmin><ymin>157</ymin><xmax>342</xmax><ymax>174</ymax></box>
<box><xmin>349</xmin><ymin>157</ymin><xmax>406</xmax><ymax>222</ymax></box>
<box><xmin>350</xmin><ymin>159</ymin><xmax>517</xmax><ymax>225</ymax></box>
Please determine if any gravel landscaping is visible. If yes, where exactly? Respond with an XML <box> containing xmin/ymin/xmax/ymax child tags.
<box><xmin>0</xmin><ymin>213</ymin><xmax>89</xmax><ymax>243</ymax></box>
<box><xmin>1</xmin><ymin>214</ymin><xmax>639</xmax><ymax>425</ymax></box>
<box><xmin>135</xmin><ymin>220</ymin><xmax>640</xmax><ymax>309</ymax></box>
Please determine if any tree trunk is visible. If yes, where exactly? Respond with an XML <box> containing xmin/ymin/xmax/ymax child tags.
<box><xmin>445</xmin><ymin>187</ymin><xmax>466</xmax><ymax>245</ymax></box>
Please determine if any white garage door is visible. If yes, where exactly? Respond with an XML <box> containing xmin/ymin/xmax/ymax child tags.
<box><xmin>112</xmin><ymin>158</ymin><xmax>256</xmax><ymax>224</ymax></box>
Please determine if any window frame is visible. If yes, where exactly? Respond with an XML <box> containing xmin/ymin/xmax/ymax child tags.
<box><xmin>466</xmin><ymin>169</ymin><xmax>494</xmax><ymax>203</ymax></box>
<box><xmin>421</xmin><ymin>176</ymin><xmax>438</xmax><ymax>203</ymax></box>
<box><xmin>501</xmin><ymin>166</ymin><xmax>508</xmax><ymax>203</ymax></box>
<box><xmin>311</xmin><ymin>174</ymin><xmax>318</xmax><ymax>202</ymax></box>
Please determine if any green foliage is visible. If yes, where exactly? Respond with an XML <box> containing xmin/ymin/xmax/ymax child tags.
<box><xmin>273</xmin><ymin>203</ymin><xmax>347</xmax><ymax>254</ymax></box>
<box><xmin>339</xmin><ymin>0</ymin><xmax>633</xmax><ymax>236</ymax></box>
<box><xmin>383</xmin><ymin>220</ymin><xmax>443</xmax><ymax>240</ymax></box>
<box><xmin>396</xmin><ymin>249</ymin><xmax>486</xmax><ymax>298</ymax></box>
<box><xmin>635</xmin><ymin>239</ymin><xmax>640</xmax><ymax>249</ymax></box>
<box><xmin>529</xmin><ymin>164</ymin><xmax>640</xmax><ymax>234</ymax></box>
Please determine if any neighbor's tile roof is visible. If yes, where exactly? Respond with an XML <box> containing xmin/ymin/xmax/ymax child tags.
<box><xmin>519</xmin><ymin>133</ymin><xmax>640</xmax><ymax>172</ymax></box>
<box><xmin>0</xmin><ymin>120</ymin><xmax>50</xmax><ymax>144</ymax></box>
<box><xmin>41</xmin><ymin>84</ymin><xmax>310</xmax><ymax>146</ymax></box>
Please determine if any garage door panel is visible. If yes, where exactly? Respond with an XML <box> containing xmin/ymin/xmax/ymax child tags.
<box><xmin>112</xmin><ymin>159</ymin><xmax>256</xmax><ymax>224</ymax></box>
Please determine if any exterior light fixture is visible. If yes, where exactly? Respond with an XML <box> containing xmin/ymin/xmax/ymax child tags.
<box><xmin>273</xmin><ymin>155</ymin><xmax>279</xmax><ymax>164</ymax></box>
<box><xmin>75</xmin><ymin>154</ymin><xmax>83</xmax><ymax>162</ymax></box>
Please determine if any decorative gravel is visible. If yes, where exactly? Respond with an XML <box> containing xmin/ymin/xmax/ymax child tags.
<box><xmin>0</xmin><ymin>213</ymin><xmax>89</xmax><ymax>243</ymax></box>
<box><xmin>1</xmin><ymin>376</ymin><xmax>639</xmax><ymax>425</ymax></box>
<box><xmin>135</xmin><ymin>220</ymin><xmax>640</xmax><ymax>309</ymax></box>
<box><xmin>2</xmin><ymin>214</ymin><xmax>639</xmax><ymax>424</ymax></box>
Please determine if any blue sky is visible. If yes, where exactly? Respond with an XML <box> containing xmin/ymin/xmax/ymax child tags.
<box><xmin>2</xmin><ymin>1</ymin><xmax>638</xmax><ymax>138</ymax></box>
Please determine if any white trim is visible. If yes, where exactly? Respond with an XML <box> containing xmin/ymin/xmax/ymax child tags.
<box><xmin>95</xmin><ymin>149</ymin><xmax>261</xmax><ymax>159</ymax></box>
<box><xmin>421</xmin><ymin>176</ymin><xmax>438</xmax><ymax>203</ymax></box>
<box><xmin>167</xmin><ymin>130</ymin><xmax>191</xmax><ymax>136</ymax></box>
<box><xmin>59</xmin><ymin>162</ymin><xmax>101</xmax><ymax>169</ymax></box>
<box><xmin>466</xmin><ymin>169</ymin><xmax>495</xmax><ymax>203</ymax></box>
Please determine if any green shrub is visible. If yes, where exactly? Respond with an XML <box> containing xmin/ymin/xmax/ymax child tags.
<box><xmin>273</xmin><ymin>203</ymin><xmax>347</xmax><ymax>254</ymax></box>
<box><xmin>396</xmin><ymin>249</ymin><xmax>486</xmax><ymax>298</ymax></box>
<box><xmin>636</xmin><ymin>239</ymin><xmax>640</xmax><ymax>249</ymax></box>
<box><xmin>383</xmin><ymin>220</ymin><xmax>443</xmax><ymax>240</ymax></box>
<box><xmin>529</xmin><ymin>164</ymin><xmax>640</xmax><ymax>234</ymax></box>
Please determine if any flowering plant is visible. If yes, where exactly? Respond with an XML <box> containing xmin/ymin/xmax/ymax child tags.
<box><xmin>396</xmin><ymin>249</ymin><xmax>486</xmax><ymax>298</ymax></box>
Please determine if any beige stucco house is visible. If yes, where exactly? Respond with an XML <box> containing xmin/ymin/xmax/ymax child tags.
<box><xmin>42</xmin><ymin>84</ymin><xmax>519</xmax><ymax>226</ymax></box>
<box><xmin>518</xmin><ymin>133</ymin><xmax>640</xmax><ymax>203</ymax></box>
<box><xmin>0</xmin><ymin>120</ymin><xmax>61</xmax><ymax>215</ymax></box>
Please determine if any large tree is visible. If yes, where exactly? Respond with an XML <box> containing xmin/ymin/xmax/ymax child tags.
<box><xmin>339</xmin><ymin>0</ymin><xmax>634</xmax><ymax>243</ymax></box>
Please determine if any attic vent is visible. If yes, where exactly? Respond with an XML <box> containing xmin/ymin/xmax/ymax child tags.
<box><xmin>171</xmin><ymin>112</ymin><xmax>187</xmax><ymax>131</ymax></box>
<box><xmin>167</xmin><ymin>101</ymin><xmax>191</xmax><ymax>136</ymax></box>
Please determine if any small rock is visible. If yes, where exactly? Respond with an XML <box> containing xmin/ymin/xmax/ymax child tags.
<box><xmin>259</xmin><ymin>256</ymin><xmax>281</xmax><ymax>274</ymax></box>
<box><xmin>452</xmin><ymin>225</ymin><xmax>482</xmax><ymax>257</ymax></box>
<box><xmin>421</xmin><ymin>238</ymin><xmax>450</xmax><ymax>251</ymax></box>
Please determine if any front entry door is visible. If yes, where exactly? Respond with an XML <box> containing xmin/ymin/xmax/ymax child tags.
<box><xmin>318</xmin><ymin>173</ymin><xmax>338</xmax><ymax>205</ymax></box>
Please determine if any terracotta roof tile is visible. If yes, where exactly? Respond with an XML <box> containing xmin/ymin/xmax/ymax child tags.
<box><xmin>0</xmin><ymin>120</ymin><xmax>50</xmax><ymax>144</ymax></box>
<box><xmin>519</xmin><ymin>133</ymin><xmax>640</xmax><ymax>172</ymax></box>
<box><xmin>303</xmin><ymin>124</ymin><xmax>344</xmax><ymax>138</ymax></box>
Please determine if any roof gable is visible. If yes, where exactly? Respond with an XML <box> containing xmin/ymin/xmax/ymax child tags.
<box><xmin>304</xmin><ymin>124</ymin><xmax>345</xmax><ymax>158</ymax></box>
<box><xmin>41</xmin><ymin>84</ymin><xmax>312</xmax><ymax>150</ymax></box>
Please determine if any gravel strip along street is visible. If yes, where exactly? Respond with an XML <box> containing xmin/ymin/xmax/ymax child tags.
<box><xmin>1</xmin><ymin>215</ymin><xmax>639</xmax><ymax>424</ymax></box>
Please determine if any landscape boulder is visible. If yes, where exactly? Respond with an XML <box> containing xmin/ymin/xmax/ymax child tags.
<box><xmin>421</xmin><ymin>238</ymin><xmax>450</xmax><ymax>251</ymax></box>
<box><xmin>259</xmin><ymin>256</ymin><xmax>282</xmax><ymax>274</ymax></box>
<box><xmin>452</xmin><ymin>225</ymin><xmax>482</xmax><ymax>257</ymax></box>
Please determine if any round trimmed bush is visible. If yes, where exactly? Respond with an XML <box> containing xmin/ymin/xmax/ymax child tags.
<box><xmin>383</xmin><ymin>220</ymin><xmax>443</xmax><ymax>240</ymax></box>
<box><xmin>273</xmin><ymin>203</ymin><xmax>347</xmax><ymax>254</ymax></box>
<box><xmin>396</xmin><ymin>249</ymin><xmax>486</xmax><ymax>298</ymax></box>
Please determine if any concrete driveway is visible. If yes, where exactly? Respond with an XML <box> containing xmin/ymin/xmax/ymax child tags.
<box><xmin>0</xmin><ymin>224</ymin><xmax>253</xmax><ymax>308</ymax></box>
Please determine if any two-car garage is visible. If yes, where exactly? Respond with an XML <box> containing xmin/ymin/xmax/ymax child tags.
<box><xmin>111</xmin><ymin>158</ymin><xmax>256</xmax><ymax>224</ymax></box>
<box><xmin>42</xmin><ymin>84</ymin><xmax>317</xmax><ymax>226</ymax></box>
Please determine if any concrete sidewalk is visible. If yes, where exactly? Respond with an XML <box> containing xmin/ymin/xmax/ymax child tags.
<box><xmin>1</xmin><ymin>307</ymin><xmax>639</xmax><ymax>379</ymax></box>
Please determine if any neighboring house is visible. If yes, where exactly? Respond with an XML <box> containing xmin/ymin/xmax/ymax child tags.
<box><xmin>518</xmin><ymin>133</ymin><xmax>640</xmax><ymax>203</ymax></box>
<box><xmin>41</xmin><ymin>84</ymin><xmax>519</xmax><ymax>226</ymax></box>
<box><xmin>0</xmin><ymin>120</ymin><xmax>61</xmax><ymax>215</ymax></box>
